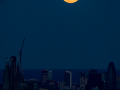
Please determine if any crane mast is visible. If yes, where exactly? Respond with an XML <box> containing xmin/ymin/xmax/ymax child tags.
<box><xmin>19</xmin><ymin>38</ymin><xmax>25</xmax><ymax>81</ymax></box>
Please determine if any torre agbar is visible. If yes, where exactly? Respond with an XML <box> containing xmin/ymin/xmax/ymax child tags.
<box><xmin>106</xmin><ymin>62</ymin><xmax>116</xmax><ymax>90</ymax></box>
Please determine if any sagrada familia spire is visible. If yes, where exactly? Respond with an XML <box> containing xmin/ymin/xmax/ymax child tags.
<box><xmin>3</xmin><ymin>56</ymin><xmax>24</xmax><ymax>90</ymax></box>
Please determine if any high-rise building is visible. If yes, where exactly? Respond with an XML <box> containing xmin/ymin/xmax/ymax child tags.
<box><xmin>47</xmin><ymin>69</ymin><xmax>52</xmax><ymax>80</ymax></box>
<box><xmin>14</xmin><ymin>67</ymin><xmax>18</xmax><ymax>90</ymax></box>
<box><xmin>106</xmin><ymin>62</ymin><xmax>116</xmax><ymax>90</ymax></box>
<box><xmin>41</xmin><ymin>70</ymin><xmax>48</xmax><ymax>85</ymax></box>
<box><xmin>88</xmin><ymin>69</ymin><xmax>102</xmax><ymax>90</ymax></box>
<box><xmin>9</xmin><ymin>56</ymin><xmax>17</xmax><ymax>90</ymax></box>
<box><xmin>64</xmin><ymin>71</ymin><xmax>72</xmax><ymax>87</ymax></box>
<box><xmin>101</xmin><ymin>72</ymin><xmax>107</xmax><ymax>90</ymax></box>
<box><xmin>3</xmin><ymin>56</ymin><xmax>24</xmax><ymax>90</ymax></box>
<box><xmin>3</xmin><ymin>60</ymin><xmax>9</xmax><ymax>90</ymax></box>
<box><xmin>102</xmin><ymin>72</ymin><xmax>107</xmax><ymax>82</ymax></box>
<box><xmin>80</xmin><ymin>73</ymin><xmax>88</xmax><ymax>90</ymax></box>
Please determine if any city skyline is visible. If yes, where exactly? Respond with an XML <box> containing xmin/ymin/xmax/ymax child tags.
<box><xmin>1</xmin><ymin>60</ymin><xmax>119</xmax><ymax>90</ymax></box>
<box><xmin>0</xmin><ymin>0</ymin><xmax>120</xmax><ymax>69</ymax></box>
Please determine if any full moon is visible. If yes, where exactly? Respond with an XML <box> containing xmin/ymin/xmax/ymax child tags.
<box><xmin>64</xmin><ymin>0</ymin><xmax>78</xmax><ymax>3</ymax></box>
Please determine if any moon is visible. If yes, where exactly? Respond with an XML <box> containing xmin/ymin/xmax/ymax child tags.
<box><xmin>64</xmin><ymin>0</ymin><xmax>78</xmax><ymax>3</ymax></box>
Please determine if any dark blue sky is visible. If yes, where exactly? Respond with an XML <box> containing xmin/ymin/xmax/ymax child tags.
<box><xmin>0</xmin><ymin>0</ymin><xmax>120</xmax><ymax>69</ymax></box>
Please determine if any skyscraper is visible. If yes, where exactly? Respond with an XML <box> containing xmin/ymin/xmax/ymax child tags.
<box><xmin>48</xmin><ymin>69</ymin><xmax>52</xmax><ymax>80</ymax></box>
<box><xmin>101</xmin><ymin>72</ymin><xmax>107</xmax><ymax>90</ymax></box>
<box><xmin>3</xmin><ymin>59</ymin><xmax>9</xmax><ymax>90</ymax></box>
<box><xmin>3</xmin><ymin>56</ymin><xmax>24</xmax><ymax>90</ymax></box>
<box><xmin>41</xmin><ymin>69</ymin><xmax>48</xmax><ymax>85</ymax></box>
<box><xmin>9</xmin><ymin>56</ymin><xmax>17</xmax><ymax>90</ymax></box>
<box><xmin>64</xmin><ymin>71</ymin><xmax>72</xmax><ymax>87</ymax></box>
<box><xmin>102</xmin><ymin>72</ymin><xmax>107</xmax><ymax>82</ymax></box>
<box><xmin>106</xmin><ymin>62</ymin><xmax>116</xmax><ymax>90</ymax></box>
<box><xmin>88</xmin><ymin>69</ymin><xmax>102</xmax><ymax>90</ymax></box>
<box><xmin>80</xmin><ymin>73</ymin><xmax>88</xmax><ymax>90</ymax></box>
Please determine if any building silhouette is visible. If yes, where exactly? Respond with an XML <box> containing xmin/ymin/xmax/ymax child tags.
<box><xmin>88</xmin><ymin>69</ymin><xmax>102</xmax><ymax>90</ymax></box>
<box><xmin>101</xmin><ymin>72</ymin><xmax>107</xmax><ymax>90</ymax></box>
<box><xmin>106</xmin><ymin>62</ymin><xmax>116</xmax><ymax>90</ymax></box>
<box><xmin>3</xmin><ymin>59</ymin><xmax>9</xmax><ymax>90</ymax></box>
<box><xmin>2</xmin><ymin>56</ymin><xmax>24</xmax><ymax>90</ymax></box>
<box><xmin>41</xmin><ymin>70</ymin><xmax>48</xmax><ymax>85</ymax></box>
<box><xmin>2</xmin><ymin>57</ymin><xmax>118</xmax><ymax>90</ymax></box>
<box><xmin>9</xmin><ymin>56</ymin><xmax>16</xmax><ymax>90</ymax></box>
<box><xmin>64</xmin><ymin>71</ymin><xmax>72</xmax><ymax>87</ymax></box>
<box><xmin>48</xmin><ymin>69</ymin><xmax>52</xmax><ymax>80</ymax></box>
<box><xmin>79</xmin><ymin>73</ymin><xmax>88</xmax><ymax>90</ymax></box>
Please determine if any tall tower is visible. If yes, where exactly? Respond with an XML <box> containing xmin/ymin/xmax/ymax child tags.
<box><xmin>106</xmin><ymin>62</ymin><xmax>116</xmax><ymax>90</ymax></box>
<box><xmin>88</xmin><ymin>69</ymin><xmax>102</xmax><ymax>90</ymax></box>
<box><xmin>64</xmin><ymin>71</ymin><xmax>72</xmax><ymax>87</ymax></box>
<box><xmin>3</xmin><ymin>57</ymin><xmax>10</xmax><ymax>90</ymax></box>
<box><xmin>41</xmin><ymin>69</ymin><xmax>48</xmax><ymax>85</ymax></box>
<box><xmin>16</xmin><ymin>58</ymin><xmax>21</xmax><ymax>90</ymax></box>
<box><xmin>79</xmin><ymin>73</ymin><xmax>88</xmax><ymax>90</ymax></box>
<box><xmin>13</xmin><ymin>67</ymin><xmax>18</xmax><ymax>90</ymax></box>
<box><xmin>101</xmin><ymin>72</ymin><xmax>107</xmax><ymax>90</ymax></box>
<box><xmin>9</xmin><ymin>56</ymin><xmax>17</xmax><ymax>90</ymax></box>
<box><xmin>48</xmin><ymin>69</ymin><xmax>52</xmax><ymax>80</ymax></box>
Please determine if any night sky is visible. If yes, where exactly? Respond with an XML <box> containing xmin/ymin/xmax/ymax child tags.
<box><xmin>0</xmin><ymin>0</ymin><xmax>120</xmax><ymax>69</ymax></box>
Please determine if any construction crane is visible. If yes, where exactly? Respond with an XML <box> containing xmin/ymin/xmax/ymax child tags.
<box><xmin>19</xmin><ymin>38</ymin><xmax>25</xmax><ymax>80</ymax></box>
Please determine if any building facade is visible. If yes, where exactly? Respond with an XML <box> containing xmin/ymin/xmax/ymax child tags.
<box><xmin>3</xmin><ymin>56</ymin><xmax>24</xmax><ymax>90</ymax></box>
<box><xmin>101</xmin><ymin>72</ymin><xmax>107</xmax><ymax>90</ymax></box>
<box><xmin>3</xmin><ymin>61</ymin><xmax>9</xmax><ymax>90</ymax></box>
<box><xmin>88</xmin><ymin>69</ymin><xmax>102</xmax><ymax>90</ymax></box>
<box><xmin>106</xmin><ymin>62</ymin><xmax>116</xmax><ymax>90</ymax></box>
<box><xmin>41</xmin><ymin>70</ymin><xmax>48</xmax><ymax>85</ymax></box>
<box><xmin>79</xmin><ymin>73</ymin><xmax>88</xmax><ymax>90</ymax></box>
<box><xmin>64</xmin><ymin>71</ymin><xmax>72</xmax><ymax>87</ymax></box>
<box><xmin>47</xmin><ymin>69</ymin><xmax>52</xmax><ymax>80</ymax></box>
